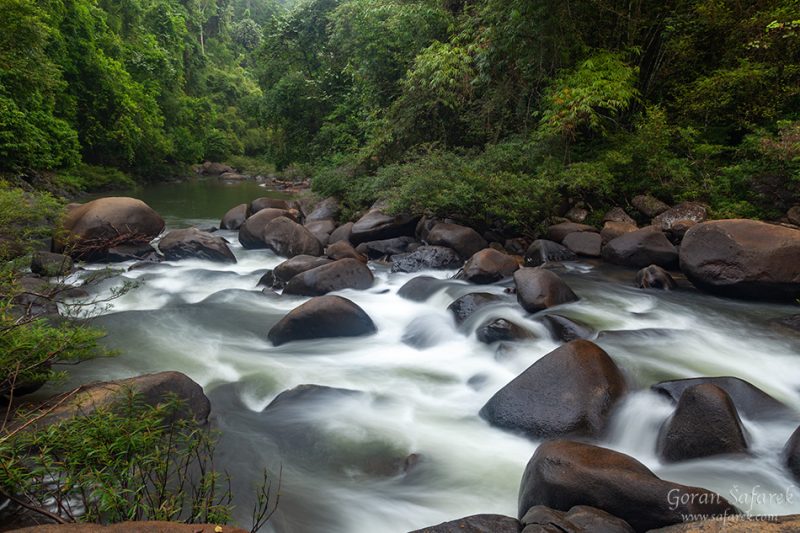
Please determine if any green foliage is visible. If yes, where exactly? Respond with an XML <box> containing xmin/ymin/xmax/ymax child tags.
<box><xmin>0</xmin><ymin>183</ymin><xmax>64</xmax><ymax>259</ymax></box>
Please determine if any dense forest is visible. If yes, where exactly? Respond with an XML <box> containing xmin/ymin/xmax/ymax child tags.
<box><xmin>1</xmin><ymin>0</ymin><xmax>799</xmax><ymax>229</ymax></box>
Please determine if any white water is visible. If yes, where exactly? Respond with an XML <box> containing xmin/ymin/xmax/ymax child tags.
<box><xmin>53</xmin><ymin>222</ymin><xmax>800</xmax><ymax>532</ymax></box>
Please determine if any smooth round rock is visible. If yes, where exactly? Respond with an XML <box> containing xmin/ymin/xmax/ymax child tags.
<box><xmin>514</xmin><ymin>268</ymin><xmax>579</xmax><ymax>313</ymax></box>
<box><xmin>268</xmin><ymin>295</ymin><xmax>377</xmax><ymax>346</ymax></box>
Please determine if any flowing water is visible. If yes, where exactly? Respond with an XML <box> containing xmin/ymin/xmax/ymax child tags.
<box><xmin>49</xmin><ymin>179</ymin><xmax>800</xmax><ymax>531</ymax></box>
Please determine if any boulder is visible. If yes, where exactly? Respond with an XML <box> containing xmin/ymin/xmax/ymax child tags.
<box><xmin>329</xmin><ymin>222</ymin><xmax>353</xmax><ymax>244</ymax></box>
<box><xmin>408</xmin><ymin>514</ymin><xmax>521</xmax><ymax>533</ymax></box>
<box><xmin>272</xmin><ymin>255</ymin><xmax>333</xmax><ymax>287</ymax></box>
<box><xmin>283</xmin><ymin>258</ymin><xmax>374</xmax><ymax>296</ymax></box>
<box><xmin>652</xmin><ymin>202</ymin><xmax>707</xmax><ymax>231</ymax></box>
<box><xmin>249</xmin><ymin>197</ymin><xmax>289</xmax><ymax>215</ymax></box>
<box><xmin>651</xmin><ymin>377</ymin><xmax>791</xmax><ymax>420</ymax></box>
<box><xmin>447</xmin><ymin>292</ymin><xmax>504</xmax><ymax>325</ymax></box>
<box><xmin>238</xmin><ymin>208</ymin><xmax>296</xmax><ymax>249</ymax></box>
<box><xmin>657</xmin><ymin>384</ymin><xmax>749</xmax><ymax>463</ymax></box>
<box><xmin>425</xmin><ymin>222</ymin><xmax>488</xmax><ymax>259</ymax></box>
<box><xmin>55</xmin><ymin>197</ymin><xmax>164</xmax><ymax>260</ymax></box>
<box><xmin>158</xmin><ymin>228</ymin><xmax>236</xmax><ymax>263</ymax></box>
<box><xmin>10</xmin><ymin>522</ymin><xmax>248</xmax><ymax>533</ymax></box>
<box><xmin>636</xmin><ymin>264</ymin><xmax>676</xmax><ymax>290</ymax></box>
<box><xmin>679</xmin><ymin>219</ymin><xmax>800</xmax><ymax>301</ymax></box>
<box><xmin>601</xmin><ymin>221</ymin><xmax>638</xmax><ymax>244</ymax></box>
<box><xmin>31</xmin><ymin>251</ymin><xmax>73</xmax><ymax>277</ymax></box>
<box><xmin>459</xmin><ymin>248</ymin><xmax>520</xmax><ymax>283</ymax></box>
<box><xmin>524</xmin><ymin>240</ymin><xmax>577</xmax><ymax>267</ymax></box>
<box><xmin>476</xmin><ymin>318</ymin><xmax>535</xmax><ymax>344</ymax></box>
<box><xmin>397</xmin><ymin>276</ymin><xmax>449</xmax><ymax>302</ymax></box>
<box><xmin>504</xmin><ymin>238</ymin><xmax>528</xmax><ymax>256</ymax></box>
<box><xmin>356</xmin><ymin>236</ymin><xmax>418</xmax><ymax>259</ymax></box>
<box><xmin>602</xmin><ymin>227</ymin><xmax>678</xmax><ymax>269</ymax></box>
<box><xmin>666</xmin><ymin>219</ymin><xmax>697</xmax><ymax>244</ymax></box>
<box><xmin>785</xmin><ymin>426</ymin><xmax>800</xmax><ymax>482</ymax></box>
<box><xmin>306</xmin><ymin>196</ymin><xmax>340</xmax><ymax>221</ymax></box>
<box><xmin>268</xmin><ymin>295</ymin><xmax>377</xmax><ymax>346</ymax></box>
<box><xmin>415</xmin><ymin>216</ymin><xmax>438</xmax><ymax>241</ymax></box>
<box><xmin>305</xmin><ymin>218</ymin><xmax>336</xmax><ymax>246</ymax></box>
<box><xmin>262</xmin><ymin>216</ymin><xmax>324</xmax><ymax>258</ymax></box>
<box><xmin>219</xmin><ymin>171</ymin><xmax>249</xmax><ymax>181</ymax></box>
<box><xmin>521</xmin><ymin>505</ymin><xmax>633</xmax><ymax>533</ymax></box>
<box><xmin>649</xmin><ymin>514</ymin><xmax>800</xmax><ymax>532</ymax></box>
<box><xmin>104</xmin><ymin>242</ymin><xmax>158</xmax><ymax>262</ymax></box>
<box><xmin>518</xmin><ymin>440</ymin><xmax>738</xmax><ymax>531</ymax></box>
<box><xmin>350</xmin><ymin>208</ymin><xmax>419</xmax><ymax>245</ymax></box>
<box><xmin>545</xmin><ymin>222</ymin><xmax>598</xmax><ymax>244</ymax></box>
<box><xmin>603</xmin><ymin>207</ymin><xmax>636</xmax><ymax>225</ymax></box>
<box><xmin>480</xmin><ymin>340</ymin><xmax>626</xmax><ymax>439</ymax></box>
<box><xmin>540</xmin><ymin>314</ymin><xmax>594</xmax><ymax>342</ymax></box>
<box><xmin>220</xmin><ymin>203</ymin><xmax>248</xmax><ymax>230</ymax></box>
<box><xmin>391</xmin><ymin>245</ymin><xmax>462</xmax><ymax>273</ymax></box>
<box><xmin>565</xmin><ymin>206</ymin><xmax>589</xmax><ymax>223</ymax></box>
<box><xmin>788</xmin><ymin>206</ymin><xmax>800</xmax><ymax>226</ymax></box>
<box><xmin>514</xmin><ymin>268</ymin><xmax>579</xmax><ymax>313</ymax></box>
<box><xmin>563</xmin><ymin>232</ymin><xmax>602</xmax><ymax>257</ymax></box>
<box><xmin>632</xmin><ymin>194</ymin><xmax>670</xmax><ymax>217</ymax></box>
<box><xmin>199</xmin><ymin>161</ymin><xmax>234</xmax><ymax>175</ymax></box>
<box><xmin>326</xmin><ymin>240</ymin><xmax>367</xmax><ymax>262</ymax></box>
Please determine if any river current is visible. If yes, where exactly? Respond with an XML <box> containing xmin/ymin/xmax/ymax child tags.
<box><xmin>47</xmin><ymin>180</ymin><xmax>800</xmax><ymax>532</ymax></box>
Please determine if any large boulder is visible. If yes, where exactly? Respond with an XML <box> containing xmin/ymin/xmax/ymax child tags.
<box><xmin>602</xmin><ymin>227</ymin><xmax>678</xmax><ymax>269</ymax></box>
<box><xmin>652</xmin><ymin>202</ymin><xmax>707</xmax><ymax>231</ymax></box>
<box><xmin>545</xmin><ymin>222</ymin><xmax>598</xmax><ymax>244</ymax></box>
<box><xmin>305</xmin><ymin>218</ymin><xmax>336</xmax><ymax>246</ymax></box>
<box><xmin>306</xmin><ymin>196</ymin><xmax>340</xmax><ymax>221</ymax></box>
<box><xmin>601</xmin><ymin>221</ymin><xmax>638</xmax><ymax>244</ymax></box>
<box><xmin>268</xmin><ymin>295</ymin><xmax>377</xmax><ymax>346</ymax></box>
<box><xmin>514</xmin><ymin>268</ymin><xmax>579</xmax><ymax>313</ymax></box>
<box><xmin>391</xmin><ymin>245</ymin><xmax>462</xmax><ymax>273</ymax></box>
<box><xmin>408</xmin><ymin>514</ymin><xmax>521</xmax><ymax>533</ymax></box>
<box><xmin>249</xmin><ymin>197</ymin><xmax>290</xmax><ymax>215</ymax></box>
<box><xmin>603</xmin><ymin>207</ymin><xmax>637</xmax><ymax>225</ymax></box>
<box><xmin>524</xmin><ymin>240</ymin><xmax>577</xmax><ymax>267</ymax></box>
<box><xmin>329</xmin><ymin>222</ymin><xmax>354</xmax><ymax>244</ymax></box>
<box><xmin>784</xmin><ymin>426</ymin><xmax>800</xmax><ymax>482</ymax></box>
<box><xmin>459</xmin><ymin>248</ymin><xmax>519</xmax><ymax>283</ymax></box>
<box><xmin>262</xmin><ymin>216</ymin><xmax>324</xmax><ymax>258</ymax></box>
<box><xmin>447</xmin><ymin>292</ymin><xmax>504</xmax><ymax>325</ymax></box>
<box><xmin>350</xmin><ymin>208</ymin><xmax>419</xmax><ymax>245</ymax></box>
<box><xmin>158</xmin><ymin>228</ymin><xmax>236</xmax><ymax>263</ymax></box>
<box><xmin>55</xmin><ymin>197</ymin><xmax>164</xmax><ymax>260</ymax></box>
<box><xmin>326</xmin><ymin>240</ymin><xmax>367</xmax><ymax>262</ymax></box>
<box><xmin>632</xmin><ymin>194</ymin><xmax>669</xmax><ymax>217</ymax></box>
<box><xmin>397</xmin><ymin>276</ymin><xmax>450</xmax><ymax>302</ymax></box>
<box><xmin>220</xmin><ymin>203</ymin><xmax>248</xmax><ymax>230</ymax></box>
<box><xmin>238</xmin><ymin>208</ymin><xmax>296</xmax><ymax>249</ymax></box>
<box><xmin>657</xmin><ymin>384</ymin><xmax>749</xmax><ymax>463</ymax></box>
<box><xmin>480</xmin><ymin>340</ymin><xmax>626</xmax><ymax>439</ymax></box>
<box><xmin>272</xmin><ymin>255</ymin><xmax>333</xmax><ymax>287</ymax></box>
<box><xmin>31</xmin><ymin>251</ymin><xmax>73</xmax><ymax>277</ymax></box>
<box><xmin>636</xmin><ymin>264</ymin><xmax>676</xmax><ymax>290</ymax></box>
<box><xmin>283</xmin><ymin>258</ymin><xmax>374</xmax><ymax>296</ymax></box>
<box><xmin>679</xmin><ymin>219</ymin><xmax>800</xmax><ymax>301</ymax></box>
<box><xmin>199</xmin><ymin>161</ymin><xmax>234</xmax><ymax>175</ymax></box>
<box><xmin>425</xmin><ymin>222</ymin><xmax>487</xmax><ymax>259</ymax></box>
<box><xmin>518</xmin><ymin>440</ymin><xmax>738</xmax><ymax>531</ymax></box>
<box><xmin>521</xmin><ymin>506</ymin><xmax>633</xmax><ymax>533</ymax></box>
<box><xmin>563</xmin><ymin>232</ymin><xmax>602</xmax><ymax>257</ymax></box>
<box><xmin>651</xmin><ymin>376</ymin><xmax>792</xmax><ymax>420</ymax></box>
<box><xmin>356</xmin><ymin>236</ymin><xmax>418</xmax><ymax>259</ymax></box>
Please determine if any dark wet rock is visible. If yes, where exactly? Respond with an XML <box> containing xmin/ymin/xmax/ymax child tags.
<box><xmin>350</xmin><ymin>208</ymin><xmax>420</xmax><ymax>245</ymax></box>
<box><xmin>426</xmin><ymin>222</ymin><xmax>487</xmax><ymax>259</ymax></box>
<box><xmin>652</xmin><ymin>202</ymin><xmax>707</xmax><ymax>231</ymax></box>
<box><xmin>220</xmin><ymin>203</ymin><xmax>248</xmax><ymax>230</ymax></box>
<box><xmin>514</xmin><ymin>268</ymin><xmax>579</xmax><ymax>313</ymax></box>
<box><xmin>305</xmin><ymin>218</ymin><xmax>336</xmax><ymax>246</ymax></box>
<box><xmin>397</xmin><ymin>276</ymin><xmax>449</xmax><ymax>302</ymax></box>
<box><xmin>415</xmin><ymin>216</ymin><xmax>438</xmax><ymax>242</ymax></box>
<box><xmin>651</xmin><ymin>376</ymin><xmax>792</xmax><ymax>420</ymax></box>
<box><xmin>504</xmin><ymin>238</ymin><xmax>528</xmax><ymax>256</ymax></box>
<box><xmin>54</xmin><ymin>197</ymin><xmax>164</xmax><ymax>260</ymax></box>
<box><xmin>476</xmin><ymin>319</ymin><xmax>535</xmax><ymax>344</ymax></box>
<box><xmin>158</xmin><ymin>228</ymin><xmax>236</xmax><ymax>263</ymax></box>
<box><xmin>524</xmin><ymin>240</ymin><xmax>577</xmax><ymax>267</ymax></box>
<box><xmin>601</xmin><ymin>221</ymin><xmax>638</xmax><ymax>244</ymax></box>
<box><xmin>268</xmin><ymin>295</ymin><xmax>377</xmax><ymax>346</ymax></box>
<box><xmin>480</xmin><ymin>340</ymin><xmax>627</xmax><ymax>440</ymax></box>
<box><xmin>666</xmin><ymin>219</ymin><xmax>697</xmax><ymax>244</ymax></box>
<box><xmin>31</xmin><ymin>251</ymin><xmax>73</xmax><ymax>277</ymax></box>
<box><xmin>603</xmin><ymin>207</ymin><xmax>637</xmax><ymax>225</ymax></box>
<box><xmin>602</xmin><ymin>227</ymin><xmax>678</xmax><ymax>269</ymax></box>
<box><xmin>257</xmin><ymin>270</ymin><xmax>276</xmax><ymax>288</ymax></box>
<box><xmin>518</xmin><ymin>440</ymin><xmax>738</xmax><ymax>531</ymax></box>
<box><xmin>785</xmin><ymin>426</ymin><xmax>800</xmax><ymax>482</ymax></box>
<box><xmin>632</xmin><ymin>194</ymin><xmax>670</xmax><ymax>217</ymax></box>
<box><xmin>545</xmin><ymin>222</ymin><xmax>598</xmax><ymax>244</ymax></box>
<box><xmin>458</xmin><ymin>248</ymin><xmax>519</xmax><ymax>283</ymax></box>
<box><xmin>408</xmin><ymin>514</ymin><xmax>521</xmax><ymax>533</ymax></box>
<box><xmin>283</xmin><ymin>258</ymin><xmax>374</xmax><ymax>296</ymax></box>
<box><xmin>521</xmin><ymin>505</ymin><xmax>634</xmax><ymax>533</ymax></box>
<box><xmin>356</xmin><ymin>236</ymin><xmax>418</xmax><ymax>259</ymax></box>
<box><xmin>262</xmin><ymin>216</ymin><xmax>324</xmax><ymax>258</ymax></box>
<box><xmin>326</xmin><ymin>240</ymin><xmax>367</xmax><ymax>262</ymax></box>
<box><xmin>563</xmin><ymin>232</ymin><xmax>602</xmax><ymax>257</ymax></box>
<box><xmin>329</xmin><ymin>222</ymin><xmax>354</xmax><ymax>244</ymax></box>
<box><xmin>679</xmin><ymin>219</ymin><xmax>800</xmax><ymax>301</ymax></box>
<box><xmin>306</xmin><ymin>196</ymin><xmax>340</xmax><ymax>221</ymax></box>
<box><xmin>636</xmin><ymin>264</ymin><xmax>676</xmax><ymax>290</ymax></box>
<box><xmin>540</xmin><ymin>314</ymin><xmax>594</xmax><ymax>342</ymax></box>
<box><xmin>104</xmin><ymin>242</ymin><xmax>158</xmax><ymax>262</ymax></box>
<box><xmin>658</xmin><ymin>384</ymin><xmax>749</xmax><ymax>463</ymax></box>
<box><xmin>565</xmin><ymin>206</ymin><xmax>589</xmax><ymax>224</ymax></box>
<box><xmin>238</xmin><ymin>208</ymin><xmax>296</xmax><ymax>249</ymax></box>
<box><xmin>273</xmin><ymin>255</ymin><xmax>333</xmax><ymax>287</ymax></box>
<box><xmin>391</xmin><ymin>245</ymin><xmax>462</xmax><ymax>273</ymax></box>
<box><xmin>249</xmin><ymin>197</ymin><xmax>289</xmax><ymax>215</ymax></box>
<box><xmin>447</xmin><ymin>292</ymin><xmax>504</xmax><ymax>325</ymax></box>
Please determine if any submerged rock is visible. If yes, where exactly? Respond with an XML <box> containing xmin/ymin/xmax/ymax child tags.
<box><xmin>476</xmin><ymin>318</ymin><xmax>535</xmax><ymax>344</ymax></box>
<box><xmin>268</xmin><ymin>295</ymin><xmax>377</xmax><ymax>345</ymax></box>
<box><xmin>636</xmin><ymin>264</ymin><xmax>676</xmax><ymax>290</ymax></box>
<box><xmin>447</xmin><ymin>292</ymin><xmax>505</xmax><ymax>325</ymax></box>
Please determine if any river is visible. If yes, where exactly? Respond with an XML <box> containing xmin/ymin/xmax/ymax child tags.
<box><xmin>51</xmin><ymin>179</ymin><xmax>800</xmax><ymax>532</ymax></box>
